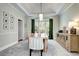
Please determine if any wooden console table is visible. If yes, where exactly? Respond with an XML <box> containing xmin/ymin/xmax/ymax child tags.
<box><xmin>56</xmin><ymin>33</ymin><xmax>79</xmax><ymax>53</ymax></box>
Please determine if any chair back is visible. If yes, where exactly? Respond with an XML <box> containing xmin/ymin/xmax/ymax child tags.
<box><xmin>29</xmin><ymin>37</ymin><xmax>44</xmax><ymax>50</ymax></box>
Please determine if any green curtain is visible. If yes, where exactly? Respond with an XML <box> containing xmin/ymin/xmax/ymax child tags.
<box><xmin>31</xmin><ymin>19</ymin><xmax>35</xmax><ymax>33</ymax></box>
<box><xmin>49</xmin><ymin>18</ymin><xmax>53</xmax><ymax>39</ymax></box>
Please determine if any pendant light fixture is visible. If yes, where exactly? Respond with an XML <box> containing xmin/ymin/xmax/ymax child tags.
<box><xmin>39</xmin><ymin>3</ymin><xmax>43</xmax><ymax>21</ymax></box>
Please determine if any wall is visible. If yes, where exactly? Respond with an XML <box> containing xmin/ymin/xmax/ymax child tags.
<box><xmin>53</xmin><ymin>16</ymin><xmax>60</xmax><ymax>39</ymax></box>
<box><xmin>60</xmin><ymin>4</ymin><xmax>79</xmax><ymax>30</ymax></box>
<box><xmin>0</xmin><ymin>3</ymin><xmax>28</xmax><ymax>51</ymax></box>
<box><xmin>24</xmin><ymin>16</ymin><xmax>31</xmax><ymax>38</ymax></box>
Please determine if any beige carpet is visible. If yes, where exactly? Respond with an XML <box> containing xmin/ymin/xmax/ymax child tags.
<box><xmin>0</xmin><ymin>40</ymin><xmax>79</xmax><ymax>56</ymax></box>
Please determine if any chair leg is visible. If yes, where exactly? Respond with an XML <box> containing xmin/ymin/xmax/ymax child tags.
<box><xmin>40</xmin><ymin>50</ymin><xmax>43</xmax><ymax>56</ymax></box>
<box><xmin>30</xmin><ymin>49</ymin><xmax>32</xmax><ymax>56</ymax></box>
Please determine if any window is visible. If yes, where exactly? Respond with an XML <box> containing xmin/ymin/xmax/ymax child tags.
<box><xmin>35</xmin><ymin>19</ymin><xmax>49</xmax><ymax>36</ymax></box>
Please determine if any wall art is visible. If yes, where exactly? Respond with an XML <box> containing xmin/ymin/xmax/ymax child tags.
<box><xmin>2</xmin><ymin>11</ymin><xmax>9</xmax><ymax>31</ymax></box>
<box><xmin>3</xmin><ymin>24</ymin><xmax>9</xmax><ymax>30</ymax></box>
<box><xmin>10</xmin><ymin>15</ymin><xmax>14</xmax><ymax>30</ymax></box>
<box><xmin>3</xmin><ymin>17</ymin><xmax>9</xmax><ymax>24</ymax></box>
<box><xmin>3</xmin><ymin>11</ymin><xmax>9</xmax><ymax>17</ymax></box>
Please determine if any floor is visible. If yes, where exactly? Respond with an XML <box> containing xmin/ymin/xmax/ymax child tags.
<box><xmin>0</xmin><ymin>40</ymin><xmax>79</xmax><ymax>56</ymax></box>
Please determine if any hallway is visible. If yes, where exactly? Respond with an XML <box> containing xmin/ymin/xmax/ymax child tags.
<box><xmin>0</xmin><ymin>40</ymin><xmax>79</xmax><ymax>56</ymax></box>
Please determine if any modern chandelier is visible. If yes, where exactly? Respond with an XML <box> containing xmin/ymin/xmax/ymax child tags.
<box><xmin>39</xmin><ymin>3</ymin><xmax>43</xmax><ymax>21</ymax></box>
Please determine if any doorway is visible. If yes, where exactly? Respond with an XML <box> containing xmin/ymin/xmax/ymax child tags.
<box><xmin>18</xmin><ymin>19</ymin><xmax>23</xmax><ymax>42</ymax></box>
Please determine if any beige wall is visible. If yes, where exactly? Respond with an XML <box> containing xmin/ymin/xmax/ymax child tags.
<box><xmin>53</xmin><ymin>16</ymin><xmax>60</xmax><ymax>39</ymax></box>
<box><xmin>60</xmin><ymin>4</ymin><xmax>79</xmax><ymax>30</ymax></box>
<box><xmin>24</xmin><ymin>17</ymin><xmax>31</xmax><ymax>36</ymax></box>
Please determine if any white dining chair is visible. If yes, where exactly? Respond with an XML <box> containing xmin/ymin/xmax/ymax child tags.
<box><xmin>29</xmin><ymin>36</ymin><xmax>44</xmax><ymax>56</ymax></box>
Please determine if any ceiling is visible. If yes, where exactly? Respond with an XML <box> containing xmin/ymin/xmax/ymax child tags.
<box><xmin>15</xmin><ymin>3</ymin><xmax>73</xmax><ymax>18</ymax></box>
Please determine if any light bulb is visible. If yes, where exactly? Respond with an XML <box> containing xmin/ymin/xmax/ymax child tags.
<box><xmin>39</xmin><ymin>14</ymin><xmax>43</xmax><ymax>21</ymax></box>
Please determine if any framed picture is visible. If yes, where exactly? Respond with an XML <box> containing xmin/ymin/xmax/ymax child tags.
<box><xmin>10</xmin><ymin>23</ymin><xmax>14</xmax><ymax>30</ymax></box>
<box><xmin>3</xmin><ymin>17</ymin><xmax>9</xmax><ymax>24</ymax></box>
<box><xmin>10</xmin><ymin>15</ymin><xmax>14</xmax><ymax>30</ymax></box>
<box><xmin>3</xmin><ymin>24</ymin><xmax>9</xmax><ymax>30</ymax></box>
<box><xmin>3</xmin><ymin>11</ymin><xmax>9</xmax><ymax>17</ymax></box>
<box><xmin>10</xmin><ymin>15</ymin><xmax>14</xmax><ymax>24</ymax></box>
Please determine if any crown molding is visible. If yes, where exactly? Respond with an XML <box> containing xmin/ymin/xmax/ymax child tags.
<box><xmin>60</xmin><ymin>3</ymin><xmax>74</xmax><ymax>14</ymax></box>
<box><xmin>56</xmin><ymin>3</ymin><xmax>65</xmax><ymax>15</ymax></box>
<box><xmin>16</xmin><ymin>3</ymin><xmax>31</xmax><ymax>16</ymax></box>
<box><xmin>10</xmin><ymin>3</ymin><xmax>30</xmax><ymax>16</ymax></box>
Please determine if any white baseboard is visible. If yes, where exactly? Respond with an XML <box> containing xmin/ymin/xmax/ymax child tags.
<box><xmin>0</xmin><ymin>41</ymin><xmax>18</xmax><ymax>52</ymax></box>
